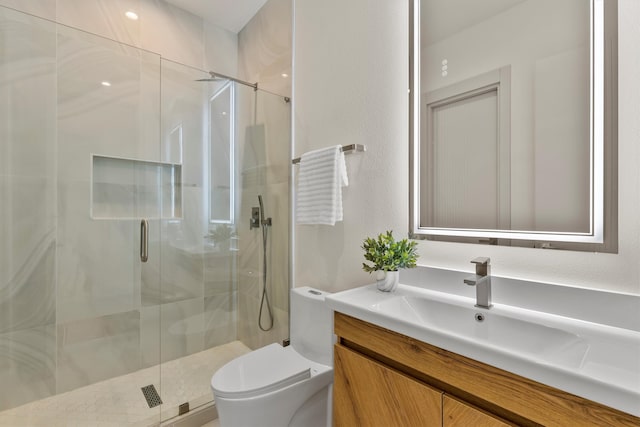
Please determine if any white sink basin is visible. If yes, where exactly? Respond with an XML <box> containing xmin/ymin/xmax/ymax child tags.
<box><xmin>326</xmin><ymin>283</ymin><xmax>640</xmax><ymax>417</ymax></box>
<box><xmin>372</xmin><ymin>295</ymin><xmax>588</xmax><ymax>368</ymax></box>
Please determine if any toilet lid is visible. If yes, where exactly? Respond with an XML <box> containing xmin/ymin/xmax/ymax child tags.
<box><xmin>211</xmin><ymin>343</ymin><xmax>312</xmax><ymax>399</ymax></box>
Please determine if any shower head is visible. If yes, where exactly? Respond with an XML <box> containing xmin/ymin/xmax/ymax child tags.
<box><xmin>195</xmin><ymin>71</ymin><xmax>228</xmax><ymax>82</ymax></box>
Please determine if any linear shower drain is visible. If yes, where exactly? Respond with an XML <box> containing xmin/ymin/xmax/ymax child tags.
<box><xmin>141</xmin><ymin>384</ymin><xmax>163</xmax><ymax>408</ymax></box>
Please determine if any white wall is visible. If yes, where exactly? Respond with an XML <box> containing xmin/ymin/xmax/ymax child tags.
<box><xmin>293</xmin><ymin>0</ymin><xmax>640</xmax><ymax>295</ymax></box>
<box><xmin>293</xmin><ymin>0</ymin><xmax>409</xmax><ymax>292</ymax></box>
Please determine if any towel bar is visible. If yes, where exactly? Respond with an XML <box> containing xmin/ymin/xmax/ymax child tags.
<box><xmin>292</xmin><ymin>144</ymin><xmax>366</xmax><ymax>165</ymax></box>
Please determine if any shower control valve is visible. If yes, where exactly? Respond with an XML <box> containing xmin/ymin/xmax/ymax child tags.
<box><xmin>250</xmin><ymin>207</ymin><xmax>260</xmax><ymax>230</ymax></box>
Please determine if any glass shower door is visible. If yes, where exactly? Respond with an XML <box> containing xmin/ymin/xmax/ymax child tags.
<box><xmin>235</xmin><ymin>84</ymin><xmax>292</xmax><ymax>351</ymax></box>
<box><xmin>0</xmin><ymin>6</ymin><xmax>57</xmax><ymax>417</ymax></box>
<box><xmin>1</xmin><ymin>4</ymin><xmax>292</xmax><ymax>425</ymax></box>
<box><xmin>156</xmin><ymin>59</ymin><xmax>242</xmax><ymax>421</ymax></box>
<box><xmin>155</xmin><ymin>61</ymin><xmax>293</xmax><ymax>420</ymax></box>
<box><xmin>55</xmin><ymin>25</ymin><xmax>165</xmax><ymax>425</ymax></box>
<box><xmin>0</xmin><ymin>6</ymin><xmax>292</xmax><ymax>421</ymax></box>
<box><xmin>1</xmin><ymin>7</ymin><xmax>169</xmax><ymax>423</ymax></box>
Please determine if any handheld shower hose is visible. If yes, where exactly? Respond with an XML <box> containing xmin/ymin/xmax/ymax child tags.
<box><xmin>257</xmin><ymin>195</ymin><xmax>274</xmax><ymax>331</ymax></box>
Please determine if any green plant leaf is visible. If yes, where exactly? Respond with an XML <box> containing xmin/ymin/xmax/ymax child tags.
<box><xmin>361</xmin><ymin>230</ymin><xmax>419</xmax><ymax>273</ymax></box>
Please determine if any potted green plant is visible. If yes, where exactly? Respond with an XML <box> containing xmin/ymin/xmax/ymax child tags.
<box><xmin>362</xmin><ymin>230</ymin><xmax>419</xmax><ymax>292</ymax></box>
<box><xmin>208</xmin><ymin>224</ymin><xmax>237</xmax><ymax>250</ymax></box>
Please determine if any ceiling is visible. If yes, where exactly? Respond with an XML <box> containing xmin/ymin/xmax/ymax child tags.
<box><xmin>165</xmin><ymin>0</ymin><xmax>269</xmax><ymax>33</ymax></box>
<box><xmin>166</xmin><ymin>0</ymin><xmax>525</xmax><ymax>42</ymax></box>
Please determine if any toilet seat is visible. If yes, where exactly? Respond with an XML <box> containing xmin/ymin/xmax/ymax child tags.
<box><xmin>211</xmin><ymin>343</ymin><xmax>313</xmax><ymax>399</ymax></box>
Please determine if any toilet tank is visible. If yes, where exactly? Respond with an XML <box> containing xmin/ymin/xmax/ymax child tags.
<box><xmin>290</xmin><ymin>287</ymin><xmax>333</xmax><ymax>366</ymax></box>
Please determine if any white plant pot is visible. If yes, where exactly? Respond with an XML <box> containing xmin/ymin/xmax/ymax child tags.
<box><xmin>376</xmin><ymin>270</ymin><xmax>399</xmax><ymax>292</ymax></box>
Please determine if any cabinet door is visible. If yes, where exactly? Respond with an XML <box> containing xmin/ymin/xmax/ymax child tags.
<box><xmin>443</xmin><ymin>395</ymin><xmax>514</xmax><ymax>427</ymax></box>
<box><xmin>334</xmin><ymin>344</ymin><xmax>442</xmax><ymax>427</ymax></box>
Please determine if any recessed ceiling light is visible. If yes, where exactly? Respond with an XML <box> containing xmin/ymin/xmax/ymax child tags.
<box><xmin>125</xmin><ymin>11</ymin><xmax>139</xmax><ymax>20</ymax></box>
<box><xmin>101</xmin><ymin>81</ymin><xmax>111</xmax><ymax>87</ymax></box>
<box><xmin>281</xmin><ymin>73</ymin><xmax>289</xmax><ymax>78</ymax></box>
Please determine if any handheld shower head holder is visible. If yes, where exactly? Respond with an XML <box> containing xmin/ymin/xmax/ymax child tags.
<box><xmin>257</xmin><ymin>195</ymin><xmax>272</xmax><ymax>226</ymax></box>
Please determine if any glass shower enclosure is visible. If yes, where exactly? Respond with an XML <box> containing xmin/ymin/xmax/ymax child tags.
<box><xmin>0</xmin><ymin>5</ymin><xmax>290</xmax><ymax>425</ymax></box>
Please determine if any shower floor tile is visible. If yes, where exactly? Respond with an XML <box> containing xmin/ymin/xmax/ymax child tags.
<box><xmin>0</xmin><ymin>341</ymin><xmax>250</xmax><ymax>426</ymax></box>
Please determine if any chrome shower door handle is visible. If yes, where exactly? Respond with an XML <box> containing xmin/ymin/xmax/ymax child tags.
<box><xmin>140</xmin><ymin>219</ymin><xmax>149</xmax><ymax>263</ymax></box>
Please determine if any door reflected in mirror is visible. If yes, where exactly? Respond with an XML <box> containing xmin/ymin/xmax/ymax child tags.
<box><xmin>410</xmin><ymin>0</ymin><xmax>617</xmax><ymax>250</ymax></box>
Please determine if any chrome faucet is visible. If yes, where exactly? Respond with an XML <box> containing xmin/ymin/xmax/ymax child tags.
<box><xmin>464</xmin><ymin>257</ymin><xmax>492</xmax><ymax>309</ymax></box>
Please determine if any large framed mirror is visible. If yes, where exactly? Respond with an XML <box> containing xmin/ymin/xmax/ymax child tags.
<box><xmin>409</xmin><ymin>0</ymin><xmax>617</xmax><ymax>251</ymax></box>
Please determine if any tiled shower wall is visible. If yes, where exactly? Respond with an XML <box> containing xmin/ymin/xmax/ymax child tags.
<box><xmin>0</xmin><ymin>0</ymin><xmax>239</xmax><ymax>73</ymax></box>
<box><xmin>0</xmin><ymin>7</ymin><xmax>57</xmax><ymax>411</ymax></box>
<box><xmin>0</xmin><ymin>0</ymin><xmax>292</xmax><ymax>412</ymax></box>
<box><xmin>236</xmin><ymin>0</ymin><xmax>292</xmax><ymax>350</ymax></box>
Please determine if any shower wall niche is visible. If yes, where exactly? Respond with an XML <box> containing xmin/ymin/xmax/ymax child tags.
<box><xmin>91</xmin><ymin>155</ymin><xmax>183</xmax><ymax>219</ymax></box>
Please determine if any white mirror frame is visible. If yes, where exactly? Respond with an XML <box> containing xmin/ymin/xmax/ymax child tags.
<box><xmin>410</xmin><ymin>0</ymin><xmax>605</xmax><ymax>244</ymax></box>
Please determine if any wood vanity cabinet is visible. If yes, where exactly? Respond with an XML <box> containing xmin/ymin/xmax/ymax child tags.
<box><xmin>334</xmin><ymin>344</ymin><xmax>442</xmax><ymax>426</ymax></box>
<box><xmin>332</xmin><ymin>312</ymin><xmax>640</xmax><ymax>427</ymax></box>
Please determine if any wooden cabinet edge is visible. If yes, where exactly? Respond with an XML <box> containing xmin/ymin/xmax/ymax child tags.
<box><xmin>443</xmin><ymin>395</ymin><xmax>516</xmax><ymax>427</ymax></box>
<box><xmin>334</xmin><ymin>312</ymin><xmax>640</xmax><ymax>427</ymax></box>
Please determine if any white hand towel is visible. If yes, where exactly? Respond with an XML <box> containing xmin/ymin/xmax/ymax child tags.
<box><xmin>296</xmin><ymin>145</ymin><xmax>349</xmax><ymax>225</ymax></box>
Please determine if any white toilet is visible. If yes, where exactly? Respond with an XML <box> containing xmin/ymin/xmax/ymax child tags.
<box><xmin>211</xmin><ymin>287</ymin><xmax>333</xmax><ymax>427</ymax></box>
